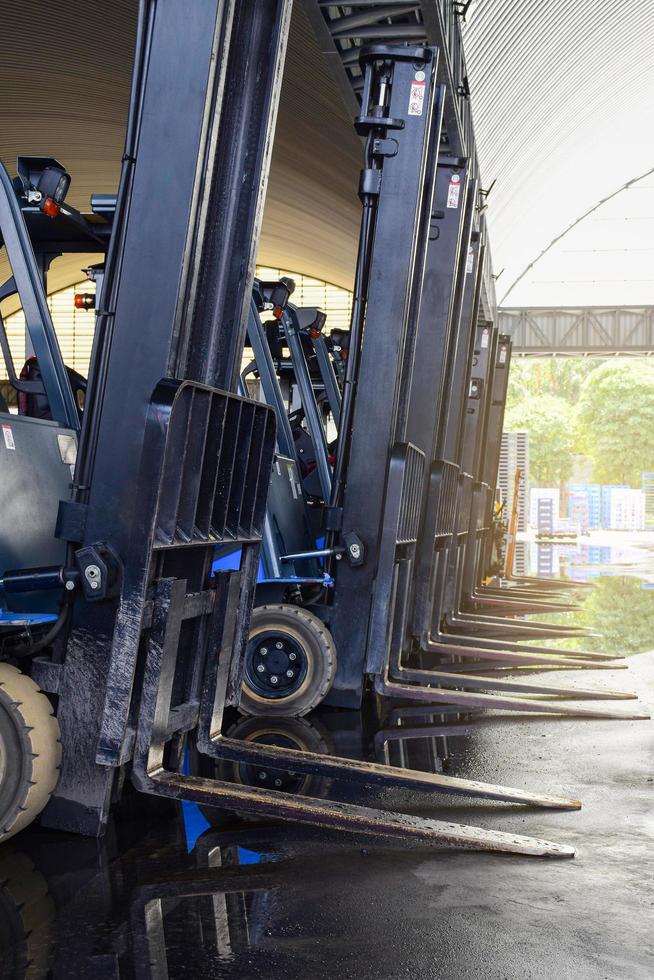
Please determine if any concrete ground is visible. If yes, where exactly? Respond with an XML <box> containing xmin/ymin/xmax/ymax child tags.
<box><xmin>2</xmin><ymin>654</ymin><xmax>652</xmax><ymax>979</ymax></box>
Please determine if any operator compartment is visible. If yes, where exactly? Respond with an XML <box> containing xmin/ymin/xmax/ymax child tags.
<box><xmin>0</xmin><ymin>156</ymin><xmax>104</xmax><ymax>628</ymax></box>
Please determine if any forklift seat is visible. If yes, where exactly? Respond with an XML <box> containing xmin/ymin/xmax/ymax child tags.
<box><xmin>18</xmin><ymin>356</ymin><xmax>86</xmax><ymax>421</ymax></box>
<box><xmin>18</xmin><ymin>356</ymin><xmax>51</xmax><ymax>419</ymax></box>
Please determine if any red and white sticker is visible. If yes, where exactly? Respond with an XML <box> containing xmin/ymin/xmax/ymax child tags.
<box><xmin>481</xmin><ymin>327</ymin><xmax>490</xmax><ymax>348</ymax></box>
<box><xmin>408</xmin><ymin>71</ymin><xmax>426</xmax><ymax>116</ymax></box>
<box><xmin>466</xmin><ymin>246</ymin><xmax>475</xmax><ymax>273</ymax></box>
<box><xmin>2</xmin><ymin>424</ymin><xmax>15</xmax><ymax>450</ymax></box>
<box><xmin>446</xmin><ymin>173</ymin><xmax>461</xmax><ymax>208</ymax></box>
<box><xmin>499</xmin><ymin>345</ymin><xmax>508</xmax><ymax>364</ymax></box>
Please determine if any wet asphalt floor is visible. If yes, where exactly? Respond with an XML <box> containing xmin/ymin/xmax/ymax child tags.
<box><xmin>1</xmin><ymin>654</ymin><xmax>652</xmax><ymax>979</ymax></box>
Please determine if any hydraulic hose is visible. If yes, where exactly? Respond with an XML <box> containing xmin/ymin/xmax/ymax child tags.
<box><xmin>73</xmin><ymin>0</ymin><xmax>154</xmax><ymax>504</ymax></box>
<box><xmin>1</xmin><ymin>588</ymin><xmax>73</xmax><ymax>659</ymax></box>
<box><xmin>325</xmin><ymin>132</ymin><xmax>379</xmax><ymax>575</ymax></box>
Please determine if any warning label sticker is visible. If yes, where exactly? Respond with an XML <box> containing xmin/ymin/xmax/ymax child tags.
<box><xmin>481</xmin><ymin>328</ymin><xmax>490</xmax><ymax>348</ymax></box>
<box><xmin>2</xmin><ymin>425</ymin><xmax>15</xmax><ymax>450</ymax></box>
<box><xmin>466</xmin><ymin>247</ymin><xmax>475</xmax><ymax>273</ymax></box>
<box><xmin>408</xmin><ymin>80</ymin><xmax>425</xmax><ymax>116</ymax></box>
<box><xmin>446</xmin><ymin>174</ymin><xmax>461</xmax><ymax>209</ymax></box>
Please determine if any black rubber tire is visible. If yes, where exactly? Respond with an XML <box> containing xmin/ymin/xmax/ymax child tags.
<box><xmin>240</xmin><ymin>605</ymin><xmax>336</xmax><ymax>717</ymax></box>
<box><xmin>0</xmin><ymin>664</ymin><xmax>61</xmax><ymax>843</ymax></box>
<box><xmin>197</xmin><ymin>714</ymin><xmax>333</xmax><ymax>828</ymax></box>
<box><xmin>0</xmin><ymin>849</ymin><xmax>55</xmax><ymax>976</ymax></box>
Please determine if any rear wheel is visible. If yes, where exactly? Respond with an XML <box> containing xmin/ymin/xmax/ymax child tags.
<box><xmin>240</xmin><ymin>604</ymin><xmax>336</xmax><ymax>717</ymax></box>
<box><xmin>0</xmin><ymin>849</ymin><xmax>55</xmax><ymax>976</ymax></box>
<box><xmin>221</xmin><ymin>714</ymin><xmax>332</xmax><ymax>796</ymax></box>
<box><xmin>0</xmin><ymin>664</ymin><xmax>61</xmax><ymax>843</ymax></box>
<box><xmin>197</xmin><ymin>714</ymin><xmax>333</xmax><ymax>827</ymax></box>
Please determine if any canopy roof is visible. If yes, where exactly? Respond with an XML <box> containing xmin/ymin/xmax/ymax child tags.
<box><xmin>462</xmin><ymin>0</ymin><xmax>654</xmax><ymax>307</ymax></box>
<box><xmin>0</xmin><ymin>1</ymin><xmax>361</xmax><ymax>304</ymax></box>
<box><xmin>1</xmin><ymin>1</ymin><xmax>652</xmax><ymax>308</ymax></box>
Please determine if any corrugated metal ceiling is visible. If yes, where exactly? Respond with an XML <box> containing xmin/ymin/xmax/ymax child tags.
<box><xmin>461</xmin><ymin>0</ymin><xmax>654</xmax><ymax>305</ymax></box>
<box><xmin>0</xmin><ymin>0</ymin><xmax>361</xmax><ymax>304</ymax></box>
<box><xmin>1</xmin><ymin>1</ymin><xmax>652</xmax><ymax>307</ymax></box>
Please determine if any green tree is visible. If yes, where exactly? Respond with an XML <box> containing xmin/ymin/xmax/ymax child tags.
<box><xmin>506</xmin><ymin>359</ymin><xmax>601</xmax><ymax>414</ymax></box>
<box><xmin>505</xmin><ymin>394</ymin><xmax>575</xmax><ymax>486</ymax></box>
<box><xmin>575</xmin><ymin>361</ymin><xmax>654</xmax><ymax>485</ymax></box>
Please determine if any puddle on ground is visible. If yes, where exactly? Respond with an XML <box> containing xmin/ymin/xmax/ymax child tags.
<box><xmin>516</xmin><ymin>532</ymin><xmax>654</xmax><ymax>654</ymax></box>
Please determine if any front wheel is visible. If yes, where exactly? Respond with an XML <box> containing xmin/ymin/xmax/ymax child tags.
<box><xmin>0</xmin><ymin>664</ymin><xmax>61</xmax><ymax>842</ymax></box>
<box><xmin>240</xmin><ymin>605</ymin><xmax>336</xmax><ymax>717</ymax></box>
<box><xmin>194</xmin><ymin>714</ymin><xmax>333</xmax><ymax>828</ymax></box>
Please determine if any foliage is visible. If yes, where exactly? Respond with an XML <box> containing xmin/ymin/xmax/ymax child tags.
<box><xmin>506</xmin><ymin>359</ymin><xmax>601</xmax><ymax>415</ymax></box>
<box><xmin>504</xmin><ymin>394</ymin><xmax>575</xmax><ymax>486</ymax></box>
<box><xmin>575</xmin><ymin>361</ymin><xmax>654</xmax><ymax>485</ymax></box>
<box><xmin>505</xmin><ymin>358</ymin><xmax>654</xmax><ymax>486</ymax></box>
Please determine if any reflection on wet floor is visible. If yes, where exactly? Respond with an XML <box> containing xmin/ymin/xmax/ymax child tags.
<box><xmin>519</xmin><ymin>535</ymin><xmax>654</xmax><ymax>653</ymax></box>
<box><xmin>1</xmin><ymin>545</ymin><xmax>652</xmax><ymax>978</ymax></box>
<box><xmin>0</xmin><ymin>703</ymin><xmax>505</xmax><ymax>978</ymax></box>
<box><xmin>2</xmin><ymin>659</ymin><xmax>652</xmax><ymax>980</ymax></box>
<box><xmin>1</xmin><ymin>811</ymin><xmax>283</xmax><ymax>978</ymax></box>
<box><xmin>1</xmin><ymin>693</ymin><xmax>591</xmax><ymax>976</ymax></box>
<box><xmin>530</xmin><ymin>534</ymin><xmax>654</xmax><ymax>580</ymax></box>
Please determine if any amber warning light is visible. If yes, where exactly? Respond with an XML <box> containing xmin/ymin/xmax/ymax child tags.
<box><xmin>74</xmin><ymin>293</ymin><xmax>96</xmax><ymax>311</ymax></box>
<box><xmin>41</xmin><ymin>197</ymin><xmax>60</xmax><ymax>218</ymax></box>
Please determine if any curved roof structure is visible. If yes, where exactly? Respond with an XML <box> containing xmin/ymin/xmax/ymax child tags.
<box><xmin>0</xmin><ymin>0</ymin><xmax>136</xmax><ymax>303</ymax></box>
<box><xmin>0</xmin><ymin>0</ymin><xmax>361</xmax><ymax>305</ymax></box>
<box><xmin>462</xmin><ymin>0</ymin><xmax>654</xmax><ymax>306</ymax></box>
<box><xmin>1</xmin><ymin>1</ymin><xmax>652</xmax><ymax>308</ymax></box>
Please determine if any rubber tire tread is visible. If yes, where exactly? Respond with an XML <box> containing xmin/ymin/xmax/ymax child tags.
<box><xmin>0</xmin><ymin>664</ymin><xmax>61</xmax><ymax>842</ymax></box>
<box><xmin>240</xmin><ymin>604</ymin><xmax>336</xmax><ymax>717</ymax></box>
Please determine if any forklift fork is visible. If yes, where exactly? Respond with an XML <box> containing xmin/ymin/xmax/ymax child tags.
<box><xmin>418</xmin><ymin>645</ymin><xmax>627</xmax><ymax>672</ymax></box>
<box><xmin>367</xmin><ymin>444</ymin><xmax>648</xmax><ymax>720</ymax></box>
<box><xmin>129</xmin><ymin>577</ymin><xmax>578</xmax><ymax>858</ymax></box>
<box><xmin>413</xmin><ymin>463</ymin><xmax>610</xmax><ymax>667</ymax></box>
<box><xmin>98</xmin><ymin>380</ymin><xmax>578</xmax><ymax>857</ymax></box>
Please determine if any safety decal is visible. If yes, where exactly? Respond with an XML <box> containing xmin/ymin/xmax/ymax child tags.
<box><xmin>481</xmin><ymin>328</ymin><xmax>490</xmax><ymax>348</ymax></box>
<box><xmin>466</xmin><ymin>246</ymin><xmax>475</xmax><ymax>273</ymax></box>
<box><xmin>408</xmin><ymin>75</ymin><xmax>426</xmax><ymax>116</ymax></box>
<box><xmin>447</xmin><ymin>173</ymin><xmax>461</xmax><ymax>208</ymax></box>
<box><xmin>2</xmin><ymin>424</ymin><xmax>15</xmax><ymax>450</ymax></box>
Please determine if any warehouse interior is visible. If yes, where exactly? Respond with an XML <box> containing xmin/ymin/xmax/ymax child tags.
<box><xmin>0</xmin><ymin>2</ymin><xmax>652</xmax><ymax>977</ymax></box>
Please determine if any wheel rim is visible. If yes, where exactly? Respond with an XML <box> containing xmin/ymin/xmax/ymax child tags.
<box><xmin>244</xmin><ymin>629</ymin><xmax>309</xmax><ymax>700</ymax></box>
<box><xmin>0</xmin><ymin>703</ymin><xmax>24</xmax><ymax>821</ymax></box>
<box><xmin>235</xmin><ymin>731</ymin><xmax>309</xmax><ymax>793</ymax></box>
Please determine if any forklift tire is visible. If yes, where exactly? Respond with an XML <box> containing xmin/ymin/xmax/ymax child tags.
<box><xmin>240</xmin><ymin>605</ymin><xmax>336</xmax><ymax>717</ymax></box>
<box><xmin>197</xmin><ymin>715</ymin><xmax>333</xmax><ymax>828</ymax></box>
<box><xmin>0</xmin><ymin>664</ymin><xmax>61</xmax><ymax>843</ymax></box>
<box><xmin>0</xmin><ymin>849</ymin><xmax>55</xmax><ymax>976</ymax></box>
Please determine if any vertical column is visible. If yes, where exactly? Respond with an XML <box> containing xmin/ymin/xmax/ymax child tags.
<box><xmin>326</xmin><ymin>47</ymin><xmax>440</xmax><ymax>707</ymax></box>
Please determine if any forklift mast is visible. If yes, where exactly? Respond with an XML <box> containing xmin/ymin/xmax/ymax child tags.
<box><xmin>41</xmin><ymin>0</ymin><xmax>292</xmax><ymax>836</ymax></box>
<box><xmin>324</xmin><ymin>45</ymin><xmax>443</xmax><ymax>705</ymax></box>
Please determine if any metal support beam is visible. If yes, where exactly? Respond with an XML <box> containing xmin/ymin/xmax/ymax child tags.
<box><xmin>500</xmin><ymin>306</ymin><xmax>654</xmax><ymax>356</ymax></box>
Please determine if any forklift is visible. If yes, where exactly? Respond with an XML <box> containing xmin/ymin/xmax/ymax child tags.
<box><xmin>0</xmin><ymin>0</ymin><xmax>592</xmax><ymax>859</ymax></box>
<box><xmin>212</xmin><ymin>38</ymin><xmax>646</xmax><ymax>726</ymax></box>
